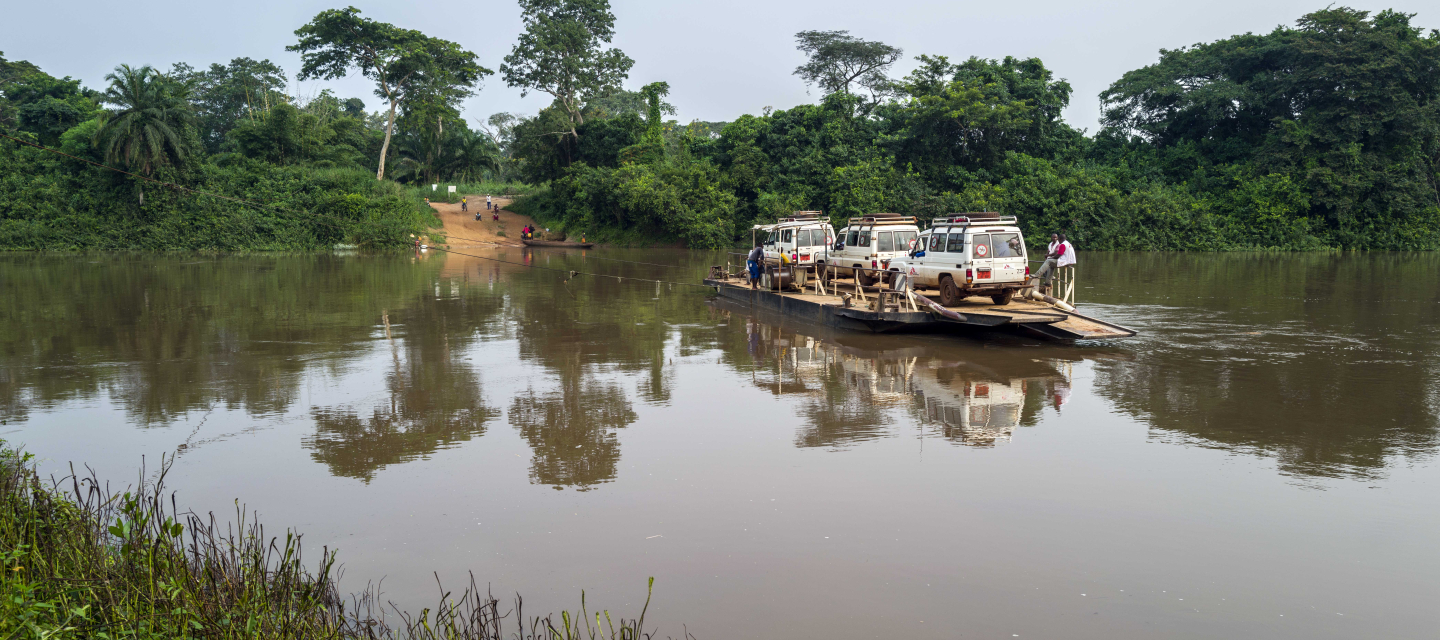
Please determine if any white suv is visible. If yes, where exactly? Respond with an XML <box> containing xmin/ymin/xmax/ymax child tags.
<box><xmin>889</xmin><ymin>214</ymin><xmax>1030</xmax><ymax>306</ymax></box>
<box><xmin>829</xmin><ymin>214</ymin><xmax>921</xmax><ymax>285</ymax></box>
<box><xmin>759</xmin><ymin>212</ymin><xmax>835</xmax><ymax>273</ymax></box>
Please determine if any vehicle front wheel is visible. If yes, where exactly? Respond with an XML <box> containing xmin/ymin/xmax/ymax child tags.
<box><xmin>991</xmin><ymin>289</ymin><xmax>1015</xmax><ymax>306</ymax></box>
<box><xmin>939</xmin><ymin>275</ymin><xmax>962</xmax><ymax>306</ymax></box>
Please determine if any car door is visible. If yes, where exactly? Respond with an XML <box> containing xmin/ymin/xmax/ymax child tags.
<box><xmin>969</xmin><ymin>233</ymin><xmax>993</xmax><ymax>284</ymax></box>
<box><xmin>987</xmin><ymin>231</ymin><xmax>1027</xmax><ymax>283</ymax></box>
<box><xmin>916</xmin><ymin>228</ymin><xmax>950</xmax><ymax>286</ymax></box>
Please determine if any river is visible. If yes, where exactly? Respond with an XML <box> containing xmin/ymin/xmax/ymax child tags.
<box><xmin>2</xmin><ymin>249</ymin><xmax>1437</xmax><ymax>638</ymax></box>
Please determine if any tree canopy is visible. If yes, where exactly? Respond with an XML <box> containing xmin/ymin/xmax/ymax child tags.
<box><xmin>793</xmin><ymin>30</ymin><xmax>903</xmax><ymax>107</ymax></box>
<box><xmin>289</xmin><ymin>7</ymin><xmax>491</xmax><ymax>179</ymax></box>
<box><xmin>501</xmin><ymin>0</ymin><xmax>635</xmax><ymax>138</ymax></box>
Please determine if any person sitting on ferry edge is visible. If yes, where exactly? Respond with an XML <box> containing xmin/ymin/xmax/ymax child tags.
<box><xmin>1034</xmin><ymin>233</ymin><xmax>1068</xmax><ymax>291</ymax></box>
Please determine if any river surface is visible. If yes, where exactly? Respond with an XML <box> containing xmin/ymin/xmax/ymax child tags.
<box><xmin>3</xmin><ymin>249</ymin><xmax>1438</xmax><ymax>638</ymax></box>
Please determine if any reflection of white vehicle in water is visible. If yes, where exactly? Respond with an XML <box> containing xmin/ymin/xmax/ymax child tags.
<box><xmin>912</xmin><ymin>375</ymin><xmax>1026</xmax><ymax>446</ymax></box>
<box><xmin>726</xmin><ymin>308</ymin><xmax>1073</xmax><ymax>448</ymax></box>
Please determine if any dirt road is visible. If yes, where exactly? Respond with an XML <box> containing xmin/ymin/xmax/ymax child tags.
<box><xmin>426</xmin><ymin>196</ymin><xmax>536</xmax><ymax>248</ymax></box>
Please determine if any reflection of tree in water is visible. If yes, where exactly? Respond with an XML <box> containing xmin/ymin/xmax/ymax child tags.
<box><xmin>0</xmin><ymin>254</ymin><xmax>447</xmax><ymax>425</ymax></box>
<box><xmin>1095</xmin><ymin>354</ymin><xmax>1439</xmax><ymax>480</ymax></box>
<box><xmin>305</xmin><ymin>263</ymin><xmax>505</xmax><ymax>481</ymax></box>
<box><xmin>500</xmin><ymin>265</ymin><xmax>691</xmax><ymax>488</ymax></box>
<box><xmin>508</xmin><ymin>377</ymin><xmax>636</xmax><ymax>490</ymax></box>
<box><xmin>1082</xmin><ymin>251</ymin><xmax>1440</xmax><ymax>480</ymax></box>
<box><xmin>305</xmin><ymin>344</ymin><xmax>499</xmax><ymax>481</ymax></box>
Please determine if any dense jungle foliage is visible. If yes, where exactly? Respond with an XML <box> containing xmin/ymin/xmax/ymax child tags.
<box><xmin>510</xmin><ymin>6</ymin><xmax>1440</xmax><ymax>250</ymax></box>
<box><xmin>0</xmin><ymin>7</ymin><xmax>523</xmax><ymax>250</ymax></box>
<box><xmin>1</xmin><ymin>4</ymin><xmax>1437</xmax><ymax>250</ymax></box>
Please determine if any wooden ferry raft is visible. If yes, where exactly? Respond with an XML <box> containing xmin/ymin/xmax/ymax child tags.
<box><xmin>702</xmin><ymin>270</ymin><xmax>1136</xmax><ymax>342</ymax></box>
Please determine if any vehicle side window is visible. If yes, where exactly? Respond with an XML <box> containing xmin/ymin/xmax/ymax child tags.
<box><xmin>971</xmin><ymin>234</ymin><xmax>989</xmax><ymax>258</ymax></box>
<box><xmin>877</xmin><ymin>232</ymin><xmax>894</xmax><ymax>252</ymax></box>
<box><xmin>947</xmin><ymin>233</ymin><xmax>966</xmax><ymax>253</ymax></box>
<box><xmin>782</xmin><ymin>229</ymin><xmax>792</xmax><ymax>243</ymax></box>
<box><xmin>991</xmin><ymin>233</ymin><xmax>1023</xmax><ymax>258</ymax></box>
<box><xmin>894</xmin><ymin>231</ymin><xmax>917</xmax><ymax>250</ymax></box>
<box><xmin>767</xmin><ymin>230</ymin><xmax>777</xmax><ymax>242</ymax></box>
<box><xmin>847</xmin><ymin>230</ymin><xmax>859</xmax><ymax>246</ymax></box>
<box><xmin>858</xmin><ymin>232</ymin><xmax>871</xmax><ymax>248</ymax></box>
<box><xmin>798</xmin><ymin>229</ymin><xmax>812</xmax><ymax>246</ymax></box>
<box><xmin>929</xmin><ymin>233</ymin><xmax>945</xmax><ymax>252</ymax></box>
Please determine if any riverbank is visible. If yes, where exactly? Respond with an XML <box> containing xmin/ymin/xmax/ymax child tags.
<box><xmin>426</xmin><ymin>196</ymin><xmax>532</xmax><ymax>248</ymax></box>
<box><xmin>0</xmin><ymin>440</ymin><xmax>653</xmax><ymax>639</ymax></box>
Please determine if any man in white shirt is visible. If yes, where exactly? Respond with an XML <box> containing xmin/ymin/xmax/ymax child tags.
<box><xmin>1057</xmin><ymin>234</ymin><xmax>1076</xmax><ymax>269</ymax></box>
<box><xmin>1034</xmin><ymin>234</ymin><xmax>1075</xmax><ymax>292</ymax></box>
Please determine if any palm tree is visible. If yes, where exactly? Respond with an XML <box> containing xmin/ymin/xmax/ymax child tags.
<box><xmin>93</xmin><ymin>64</ymin><xmax>194</xmax><ymax>203</ymax></box>
<box><xmin>439</xmin><ymin>128</ymin><xmax>501</xmax><ymax>183</ymax></box>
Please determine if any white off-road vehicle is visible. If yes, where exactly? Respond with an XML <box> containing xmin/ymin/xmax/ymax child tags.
<box><xmin>757</xmin><ymin>211</ymin><xmax>836</xmax><ymax>274</ymax></box>
<box><xmin>827</xmin><ymin>213</ymin><xmax>922</xmax><ymax>286</ymax></box>
<box><xmin>889</xmin><ymin>213</ymin><xmax>1030</xmax><ymax>306</ymax></box>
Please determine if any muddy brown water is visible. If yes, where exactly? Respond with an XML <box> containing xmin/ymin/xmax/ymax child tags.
<box><xmin>3</xmin><ymin>250</ymin><xmax>1437</xmax><ymax>638</ymax></box>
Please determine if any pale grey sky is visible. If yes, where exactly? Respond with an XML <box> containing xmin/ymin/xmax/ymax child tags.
<box><xmin>3</xmin><ymin>1</ymin><xmax>1431</xmax><ymax>132</ymax></box>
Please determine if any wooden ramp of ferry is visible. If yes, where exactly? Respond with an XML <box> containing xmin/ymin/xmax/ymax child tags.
<box><xmin>703</xmin><ymin>270</ymin><xmax>1135</xmax><ymax>342</ymax></box>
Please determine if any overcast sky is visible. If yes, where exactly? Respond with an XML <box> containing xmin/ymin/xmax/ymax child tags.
<box><xmin>2</xmin><ymin>1</ymin><xmax>1430</xmax><ymax>133</ymax></box>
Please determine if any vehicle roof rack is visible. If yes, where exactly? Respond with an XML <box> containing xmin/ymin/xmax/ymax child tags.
<box><xmin>931</xmin><ymin>212</ymin><xmax>1017</xmax><ymax>225</ymax></box>
<box><xmin>847</xmin><ymin>213</ymin><xmax>918</xmax><ymax>226</ymax></box>
<box><xmin>776</xmin><ymin>210</ymin><xmax>824</xmax><ymax>223</ymax></box>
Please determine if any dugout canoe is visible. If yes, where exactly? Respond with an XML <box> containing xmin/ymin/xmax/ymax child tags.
<box><xmin>522</xmin><ymin>239</ymin><xmax>596</xmax><ymax>248</ymax></box>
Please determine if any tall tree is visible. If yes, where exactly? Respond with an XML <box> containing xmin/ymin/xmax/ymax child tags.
<box><xmin>793</xmin><ymin>30</ymin><xmax>903</xmax><ymax>107</ymax></box>
<box><xmin>169</xmin><ymin>58</ymin><xmax>287</xmax><ymax>154</ymax></box>
<box><xmin>92</xmin><ymin>64</ymin><xmax>194</xmax><ymax>204</ymax></box>
<box><xmin>501</xmin><ymin>0</ymin><xmax>635</xmax><ymax>142</ymax></box>
<box><xmin>288</xmin><ymin>7</ymin><xmax>490</xmax><ymax>180</ymax></box>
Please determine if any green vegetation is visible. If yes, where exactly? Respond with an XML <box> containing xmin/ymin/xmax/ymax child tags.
<box><xmin>0</xmin><ymin>440</ymin><xmax>657</xmax><ymax>638</ymax></box>
<box><xmin>2</xmin><ymin>4</ymin><xmax>1436</xmax><ymax>250</ymax></box>
<box><xmin>0</xmin><ymin>6</ymin><xmax>523</xmax><ymax>251</ymax></box>
<box><xmin>509</xmin><ymin>5</ymin><xmax>1440</xmax><ymax>250</ymax></box>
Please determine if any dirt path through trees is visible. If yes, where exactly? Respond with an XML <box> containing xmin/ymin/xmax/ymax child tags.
<box><xmin>427</xmin><ymin>197</ymin><xmax>534</xmax><ymax>247</ymax></box>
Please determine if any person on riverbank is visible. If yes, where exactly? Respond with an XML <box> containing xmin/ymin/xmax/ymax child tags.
<box><xmin>461</xmin><ymin>197</ymin><xmax>467</xmax><ymax>212</ymax></box>
<box><xmin>487</xmin><ymin>194</ymin><xmax>492</xmax><ymax>210</ymax></box>
<box><xmin>747</xmin><ymin>244</ymin><xmax>764</xmax><ymax>289</ymax></box>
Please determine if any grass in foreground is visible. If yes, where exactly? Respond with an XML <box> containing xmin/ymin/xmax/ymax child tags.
<box><xmin>0</xmin><ymin>441</ymin><xmax>668</xmax><ymax>639</ymax></box>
